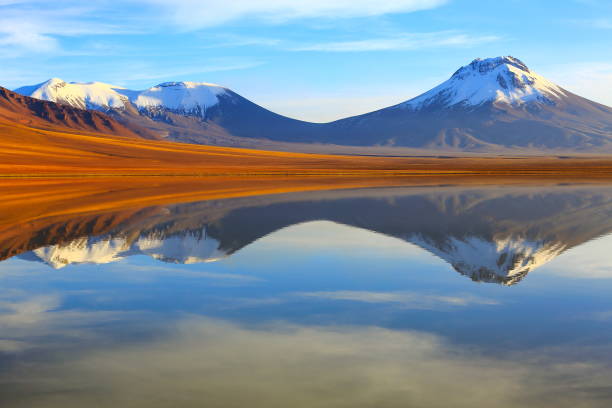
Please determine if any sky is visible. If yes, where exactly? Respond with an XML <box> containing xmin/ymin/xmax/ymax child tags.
<box><xmin>0</xmin><ymin>0</ymin><xmax>611</xmax><ymax>122</ymax></box>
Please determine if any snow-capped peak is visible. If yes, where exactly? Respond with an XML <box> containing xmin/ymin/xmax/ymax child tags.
<box><xmin>14</xmin><ymin>79</ymin><xmax>228</xmax><ymax>115</ymax></box>
<box><xmin>131</xmin><ymin>81</ymin><xmax>227</xmax><ymax>112</ymax></box>
<box><xmin>44</xmin><ymin>77</ymin><xmax>66</xmax><ymax>86</ymax></box>
<box><xmin>400</xmin><ymin>56</ymin><xmax>566</xmax><ymax>110</ymax></box>
<box><xmin>16</xmin><ymin>78</ymin><xmax>129</xmax><ymax>110</ymax></box>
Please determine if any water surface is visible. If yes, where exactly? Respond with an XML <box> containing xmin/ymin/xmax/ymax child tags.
<box><xmin>2</xmin><ymin>184</ymin><xmax>612</xmax><ymax>407</ymax></box>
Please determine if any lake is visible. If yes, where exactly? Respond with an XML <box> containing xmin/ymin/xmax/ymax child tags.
<box><xmin>1</xmin><ymin>183</ymin><xmax>612</xmax><ymax>407</ymax></box>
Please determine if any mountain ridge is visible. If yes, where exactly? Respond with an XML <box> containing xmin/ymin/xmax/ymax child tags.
<box><xmin>15</xmin><ymin>78</ymin><xmax>323</xmax><ymax>146</ymax></box>
<box><xmin>13</xmin><ymin>56</ymin><xmax>612</xmax><ymax>152</ymax></box>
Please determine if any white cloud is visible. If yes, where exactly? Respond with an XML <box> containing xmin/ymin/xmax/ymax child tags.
<box><xmin>0</xmin><ymin>1</ymin><xmax>454</xmax><ymax>57</ymax></box>
<box><xmin>569</xmin><ymin>18</ymin><xmax>612</xmax><ymax>29</ymax></box>
<box><xmin>0</xmin><ymin>21</ymin><xmax>59</xmax><ymax>53</ymax></box>
<box><xmin>292</xmin><ymin>31</ymin><xmax>500</xmax><ymax>52</ymax></box>
<box><xmin>0</xmin><ymin>4</ymin><xmax>132</xmax><ymax>56</ymax></box>
<box><xmin>141</xmin><ymin>0</ymin><xmax>449</xmax><ymax>29</ymax></box>
<box><xmin>111</xmin><ymin>60</ymin><xmax>266</xmax><ymax>83</ymax></box>
<box><xmin>0</xmin><ymin>30</ymin><xmax>58</xmax><ymax>53</ymax></box>
<box><xmin>587</xmin><ymin>18</ymin><xmax>612</xmax><ymax>29</ymax></box>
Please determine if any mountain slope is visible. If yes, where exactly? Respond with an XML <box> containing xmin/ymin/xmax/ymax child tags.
<box><xmin>326</xmin><ymin>56</ymin><xmax>612</xmax><ymax>151</ymax></box>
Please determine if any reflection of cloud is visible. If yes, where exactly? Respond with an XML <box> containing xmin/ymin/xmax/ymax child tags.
<box><xmin>0</xmin><ymin>293</ymin><xmax>140</xmax><ymax>355</ymax></box>
<box><xmin>120</xmin><ymin>264</ymin><xmax>262</xmax><ymax>282</ymax></box>
<box><xmin>214</xmin><ymin>290</ymin><xmax>499</xmax><ymax>311</ymax></box>
<box><xmin>297</xmin><ymin>290</ymin><xmax>499</xmax><ymax>309</ymax></box>
<box><xmin>1</xmin><ymin>316</ymin><xmax>612</xmax><ymax>407</ymax></box>
<box><xmin>0</xmin><ymin>294</ymin><xmax>60</xmax><ymax>327</ymax></box>
<box><xmin>0</xmin><ymin>339</ymin><xmax>27</xmax><ymax>352</ymax></box>
<box><xmin>588</xmin><ymin>310</ymin><xmax>612</xmax><ymax>321</ymax></box>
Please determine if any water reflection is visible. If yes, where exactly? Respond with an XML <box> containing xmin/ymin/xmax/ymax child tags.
<box><xmin>2</xmin><ymin>314</ymin><xmax>612</xmax><ymax>408</ymax></box>
<box><xmin>2</xmin><ymin>184</ymin><xmax>612</xmax><ymax>407</ymax></box>
<box><xmin>6</xmin><ymin>185</ymin><xmax>612</xmax><ymax>285</ymax></box>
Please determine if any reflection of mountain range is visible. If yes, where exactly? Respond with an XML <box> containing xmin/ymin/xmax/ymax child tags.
<box><xmin>6</xmin><ymin>185</ymin><xmax>612</xmax><ymax>284</ymax></box>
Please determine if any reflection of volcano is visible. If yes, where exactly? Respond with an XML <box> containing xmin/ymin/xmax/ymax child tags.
<box><xmin>408</xmin><ymin>235</ymin><xmax>565</xmax><ymax>285</ymax></box>
<box><xmin>19</xmin><ymin>228</ymin><xmax>226</xmax><ymax>269</ymax></box>
<box><xmin>5</xmin><ymin>185</ymin><xmax>612</xmax><ymax>284</ymax></box>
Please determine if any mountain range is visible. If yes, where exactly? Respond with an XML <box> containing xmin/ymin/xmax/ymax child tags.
<box><xmin>13</xmin><ymin>56</ymin><xmax>612</xmax><ymax>153</ymax></box>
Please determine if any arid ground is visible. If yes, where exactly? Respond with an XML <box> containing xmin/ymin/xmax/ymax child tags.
<box><xmin>3</xmin><ymin>119</ymin><xmax>612</xmax><ymax>177</ymax></box>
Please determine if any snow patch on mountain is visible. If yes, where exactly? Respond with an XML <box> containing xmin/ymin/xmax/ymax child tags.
<box><xmin>407</xmin><ymin>234</ymin><xmax>565</xmax><ymax>285</ymax></box>
<box><xmin>29</xmin><ymin>236</ymin><xmax>129</xmax><ymax>268</ymax></box>
<box><xmin>18</xmin><ymin>78</ymin><xmax>129</xmax><ymax>110</ymax></box>
<box><xmin>400</xmin><ymin>56</ymin><xmax>566</xmax><ymax>110</ymax></box>
<box><xmin>135</xmin><ymin>229</ymin><xmax>226</xmax><ymax>264</ymax></box>
<box><xmin>15</xmin><ymin>79</ymin><xmax>228</xmax><ymax>115</ymax></box>
<box><xmin>130</xmin><ymin>82</ymin><xmax>227</xmax><ymax>112</ymax></box>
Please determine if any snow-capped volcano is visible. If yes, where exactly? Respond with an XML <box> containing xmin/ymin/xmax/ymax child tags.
<box><xmin>15</xmin><ymin>77</ymin><xmax>321</xmax><ymax>145</ymax></box>
<box><xmin>326</xmin><ymin>56</ymin><xmax>612</xmax><ymax>150</ymax></box>
<box><xmin>15</xmin><ymin>79</ymin><xmax>228</xmax><ymax>115</ymax></box>
<box><xmin>401</xmin><ymin>56</ymin><xmax>566</xmax><ymax>110</ymax></box>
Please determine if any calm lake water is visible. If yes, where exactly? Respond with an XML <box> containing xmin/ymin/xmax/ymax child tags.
<box><xmin>2</xmin><ymin>184</ymin><xmax>612</xmax><ymax>407</ymax></box>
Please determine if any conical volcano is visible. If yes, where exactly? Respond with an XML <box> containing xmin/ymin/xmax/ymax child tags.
<box><xmin>327</xmin><ymin>56</ymin><xmax>612</xmax><ymax>151</ymax></box>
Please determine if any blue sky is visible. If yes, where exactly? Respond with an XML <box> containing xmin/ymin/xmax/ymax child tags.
<box><xmin>1</xmin><ymin>0</ymin><xmax>611</xmax><ymax>122</ymax></box>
